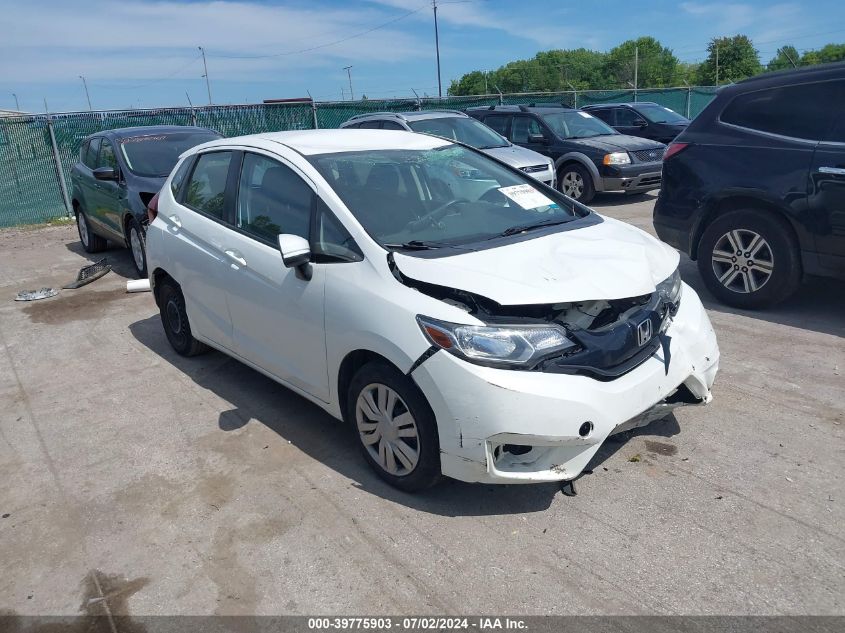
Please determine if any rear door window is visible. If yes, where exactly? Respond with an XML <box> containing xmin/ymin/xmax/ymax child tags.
<box><xmin>721</xmin><ymin>81</ymin><xmax>842</xmax><ymax>141</ymax></box>
<box><xmin>589</xmin><ymin>109</ymin><xmax>614</xmax><ymax>125</ymax></box>
<box><xmin>184</xmin><ymin>151</ymin><xmax>233</xmax><ymax>220</ymax></box>
<box><xmin>358</xmin><ymin>120</ymin><xmax>382</xmax><ymax>129</ymax></box>
<box><xmin>381</xmin><ymin>121</ymin><xmax>405</xmax><ymax>130</ymax></box>
<box><xmin>484</xmin><ymin>115</ymin><xmax>511</xmax><ymax>138</ymax></box>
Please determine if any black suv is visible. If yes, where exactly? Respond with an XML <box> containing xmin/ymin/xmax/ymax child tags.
<box><xmin>654</xmin><ymin>62</ymin><xmax>845</xmax><ymax>308</ymax></box>
<box><xmin>71</xmin><ymin>125</ymin><xmax>221</xmax><ymax>277</ymax></box>
<box><xmin>582</xmin><ymin>102</ymin><xmax>690</xmax><ymax>144</ymax></box>
<box><xmin>467</xmin><ymin>105</ymin><xmax>665</xmax><ymax>203</ymax></box>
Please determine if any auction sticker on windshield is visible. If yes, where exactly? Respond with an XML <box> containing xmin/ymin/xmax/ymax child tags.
<box><xmin>498</xmin><ymin>184</ymin><xmax>556</xmax><ymax>210</ymax></box>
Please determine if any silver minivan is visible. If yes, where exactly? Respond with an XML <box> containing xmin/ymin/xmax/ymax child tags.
<box><xmin>340</xmin><ymin>110</ymin><xmax>556</xmax><ymax>188</ymax></box>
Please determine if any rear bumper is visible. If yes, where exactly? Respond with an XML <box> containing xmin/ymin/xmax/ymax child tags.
<box><xmin>411</xmin><ymin>285</ymin><xmax>719</xmax><ymax>484</ymax></box>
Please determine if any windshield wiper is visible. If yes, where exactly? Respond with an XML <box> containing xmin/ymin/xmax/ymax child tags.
<box><xmin>496</xmin><ymin>218</ymin><xmax>572</xmax><ymax>238</ymax></box>
<box><xmin>383</xmin><ymin>240</ymin><xmax>472</xmax><ymax>251</ymax></box>
<box><xmin>476</xmin><ymin>144</ymin><xmax>509</xmax><ymax>149</ymax></box>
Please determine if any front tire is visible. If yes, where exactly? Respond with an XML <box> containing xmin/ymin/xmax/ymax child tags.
<box><xmin>697</xmin><ymin>208</ymin><xmax>801</xmax><ymax>309</ymax></box>
<box><xmin>127</xmin><ymin>217</ymin><xmax>148</xmax><ymax>278</ymax></box>
<box><xmin>157</xmin><ymin>279</ymin><xmax>209</xmax><ymax>357</ymax></box>
<box><xmin>558</xmin><ymin>163</ymin><xmax>595</xmax><ymax>203</ymax></box>
<box><xmin>347</xmin><ymin>361</ymin><xmax>441</xmax><ymax>491</ymax></box>
<box><xmin>76</xmin><ymin>208</ymin><xmax>107</xmax><ymax>253</ymax></box>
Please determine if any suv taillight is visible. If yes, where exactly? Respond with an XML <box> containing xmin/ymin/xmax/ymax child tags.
<box><xmin>147</xmin><ymin>191</ymin><xmax>160</xmax><ymax>223</ymax></box>
<box><xmin>663</xmin><ymin>142</ymin><xmax>689</xmax><ymax>161</ymax></box>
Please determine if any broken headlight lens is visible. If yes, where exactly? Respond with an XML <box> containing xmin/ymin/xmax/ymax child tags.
<box><xmin>656</xmin><ymin>267</ymin><xmax>683</xmax><ymax>305</ymax></box>
<box><xmin>416</xmin><ymin>316</ymin><xmax>577</xmax><ymax>367</ymax></box>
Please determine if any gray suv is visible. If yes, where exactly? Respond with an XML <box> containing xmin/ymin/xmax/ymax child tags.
<box><xmin>340</xmin><ymin>110</ymin><xmax>556</xmax><ymax>188</ymax></box>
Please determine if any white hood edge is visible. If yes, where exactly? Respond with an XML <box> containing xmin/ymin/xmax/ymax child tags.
<box><xmin>393</xmin><ymin>215</ymin><xmax>680</xmax><ymax>306</ymax></box>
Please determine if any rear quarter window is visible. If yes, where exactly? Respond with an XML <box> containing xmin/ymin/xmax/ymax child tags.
<box><xmin>720</xmin><ymin>80</ymin><xmax>842</xmax><ymax>141</ymax></box>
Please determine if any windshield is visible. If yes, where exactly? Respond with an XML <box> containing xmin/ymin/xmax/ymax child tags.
<box><xmin>541</xmin><ymin>111</ymin><xmax>617</xmax><ymax>139</ymax></box>
<box><xmin>119</xmin><ymin>131</ymin><xmax>222</xmax><ymax>177</ymax></box>
<box><xmin>308</xmin><ymin>145</ymin><xmax>583</xmax><ymax>249</ymax></box>
<box><xmin>408</xmin><ymin>116</ymin><xmax>509</xmax><ymax>149</ymax></box>
<box><xmin>634</xmin><ymin>104</ymin><xmax>689</xmax><ymax>124</ymax></box>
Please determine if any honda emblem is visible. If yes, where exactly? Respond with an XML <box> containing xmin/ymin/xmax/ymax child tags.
<box><xmin>637</xmin><ymin>319</ymin><xmax>652</xmax><ymax>346</ymax></box>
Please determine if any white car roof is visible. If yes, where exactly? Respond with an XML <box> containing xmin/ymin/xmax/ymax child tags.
<box><xmin>191</xmin><ymin>128</ymin><xmax>452</xmax><ymax>156</ymax></box>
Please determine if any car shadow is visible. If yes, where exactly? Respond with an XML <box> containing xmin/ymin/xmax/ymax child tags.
<box><xmin>128</xmin><ymin>315</ymin><xmax>570</xmax><ymax>516</ymax></box>
<box><xmin>678</xmin><ymin>255</ymin><xmax>845</xmax><ymax>338</ymax></box>
<box><xmin>588</xmin><ymin>191</ymin><xmax>658</xmax><ymax>207</ymax></box>
<box><xmin>64</xmin><ymin>241</ymin><xmax>139</xmax><ymax>281</ymax></box>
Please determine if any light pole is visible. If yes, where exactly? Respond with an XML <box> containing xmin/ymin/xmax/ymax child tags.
<box><xmin>343</xmin><ymin>65</ymin><xmax>354</xmax><ymax>101</ymax></box>
<box><xmin>433</xmin><ymin>0</ymin><xmax>442</xmax><ymax>98</ymax></box>
<box><xmin>12</xmin><ymin>93</ymin><xmax>19</xmax><ymax>111</ymax></box>
<box><xmin>199</xmin><ymin>46</ymin><xmax>212</xmax><ymax>105</ymax></box>
<box><xmin>633</xmin><ymin>45</ymin><xmax>638</xmax><ymax>102</ymax></box>
<box><xmin>79</xmin><ymin>75</ymin><xmax>92</xmax><ymax>110</ymax></box>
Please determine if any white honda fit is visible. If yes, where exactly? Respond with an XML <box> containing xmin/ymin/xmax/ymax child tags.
<box><xmin>145</xmin><ymin>129</ymin><xmax>719</xmax><ymax>491</ymax></box>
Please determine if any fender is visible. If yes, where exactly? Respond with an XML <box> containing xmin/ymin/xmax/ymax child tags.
<box><xmin>554</xmin><ymin>152</ymin><xmax>603</xmax><ymax>191</ymax></box>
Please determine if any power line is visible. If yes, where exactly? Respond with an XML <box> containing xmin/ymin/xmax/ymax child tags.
<box><xmin>90</xmin><ymin>54</ymin><xmax>202</xmax><ymax>91</ymax></box>
<box><xmin>209</xmin><ymin>3</ymin><xmax>430</xmax><ymax>60</ymax></box>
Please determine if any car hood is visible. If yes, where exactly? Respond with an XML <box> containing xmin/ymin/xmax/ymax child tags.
<box><xmin>567</xmin><ymin>134</ymin><xmax>665</xmax><ymax>153</ymax></box>
<box><xmin>482</xmin><ymin>144</ymin><xmax>550</xmax><ymax>168</ymax></box>
<box><xmin>393</xmin><ymin>215</ymin><xmax>680</xmax><ymax>305</ymax></box>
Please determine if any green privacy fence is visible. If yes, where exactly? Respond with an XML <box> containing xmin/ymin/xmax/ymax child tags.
<box><xmin>0</xmin><ymin>87</ymin><xmax>717</xmax><ymax>227</ymax></box>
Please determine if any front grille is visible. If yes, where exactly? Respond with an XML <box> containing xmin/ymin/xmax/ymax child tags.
<box><xmin>632</xmin><ymin>148</ymin><xmax>665</xmax><ymax>163</ymax></box>
<box><xmin>521</xmin><ymin>164</ymin><xmax>548</xmax><ymax>173</ymax></box>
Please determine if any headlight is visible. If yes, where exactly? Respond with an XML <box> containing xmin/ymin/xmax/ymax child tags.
<box><xmin>656</xmin><ymin>267</ymin><xmax>683</xmax><ymax>305</ymax></box>
<box><xmin>603</xmin><ymin>152</ymin><xmax>631</xmax><ymax>165</ymax></box>
<box><xmin>417</xmin><ymin>316</ymin><xmax>577</xmax><ymax>368</ymax></box>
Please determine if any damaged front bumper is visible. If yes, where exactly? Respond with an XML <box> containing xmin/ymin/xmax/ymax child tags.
<box><xmin>410</xmin><ymin>283</ymin><xmax>719</xmax><ymax>484</ymax></box>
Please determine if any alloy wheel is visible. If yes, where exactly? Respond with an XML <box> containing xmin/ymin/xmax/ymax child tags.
<box><xmin>130</xmin><ymin>225</ymin><xmax>145</xmax><ymax>272</ymax></box>
<box><xmin>561</xmin><ymin>171</ymin><xmax>584</xmax><ymax>199</ymax></box>
<box><xmin>355</xmin><ymin>383</ymin><xmax>420</xmax><ymax>476</ymax></box>
<box><xmin>711</xmin><ymin>229</ymin><xmax>774</xmax><ymax>294</ymax></box>
<box><xmin>78</xmin><ymin>213</ymin><xmax>89</xmax><ymax>248</ymax></box>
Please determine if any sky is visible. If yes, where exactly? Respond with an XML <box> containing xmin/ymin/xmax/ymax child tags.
<box><xmin>1</xmin><ymin>0</ymin><xmax>844</xmax><ymax>113</ymax></box>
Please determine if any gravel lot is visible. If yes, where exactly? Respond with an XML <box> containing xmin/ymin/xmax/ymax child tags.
<box><xmin>1</xmin><ymin>192</ymin><xmax>843</xmax><ymax>616</ymax></box>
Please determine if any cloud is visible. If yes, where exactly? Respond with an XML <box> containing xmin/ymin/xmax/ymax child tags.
<box><xmin>0</xmin><ymin>0</ymin><xmax>428</xmax><ymax>83</ymax></box>
<box><xmin>679</xmin><ymin>1</ymin><xmax>803</xmax><ymax>43</ymax></box>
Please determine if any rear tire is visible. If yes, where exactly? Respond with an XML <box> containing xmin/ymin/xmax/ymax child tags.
<box><xmin>157</xmin><ymin>279</ymin><xmax>209</xmax><ymax>357</ymax></box>
<box><xmin>558</xmin><ymin>163</ymin><xmax>595</xmax><ymax>203</ymax></box>
<box><xmin>347</xmin><ymin>361</ymin><xmax>441</xmax><ymax>492</ymax></box>
<box><xmin>76</xmin><ymin>208</ymin><xmax>107</xmax><ymax>253</ymax></box>
<box><xmin>127</xmin><ymin>217</ymin><xmax>148</xmax><ymax>278</ymax></box>
<box><xmin>697</xmin><ymin>208</ymin><xmax>801</xmax><ymax>309</ymax></box>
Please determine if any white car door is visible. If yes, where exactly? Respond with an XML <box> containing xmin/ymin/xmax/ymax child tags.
<box><xmin>165</xmin><ymin>150</ymin><xmax>237</xmax><ymax>350</ymax></box>
<box><xmin>221</xmin><ymin>151</ymin><xmax>335</xmax><ymax>401</ymax></box>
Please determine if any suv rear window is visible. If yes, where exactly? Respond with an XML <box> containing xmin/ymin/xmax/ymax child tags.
<box><xmin>720</xmin><ymin>81</ymin><xmax>842</xmax><ymax>141</ymax></box>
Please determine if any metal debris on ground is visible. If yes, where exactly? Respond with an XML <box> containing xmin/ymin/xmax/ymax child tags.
<box><xmin>63</xmin><ymin>258</ymin><xmax>111</xmax><ymax>289</ymax></box>
<box><xmin>15</xmin><ymin>288</ymin><xmax>58</xmax><ymax>301</ymax></box>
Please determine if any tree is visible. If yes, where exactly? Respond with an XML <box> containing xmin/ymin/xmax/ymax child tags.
<box><xmin>603</xmin><ymin>37</ymin><xmax>680</xmax><ymax>88</ymax></box>
<box><xmin>448</xmin><ymin>70</ymin><xmax>488</xmax><ymax>96</ymax></box>
<box><xmin>767</xmin><ymin>46</ymin><xmax>800</xmax><ymax>71</ymax></box>
<box><xmin>696</xmin><ymin>35</ymin><xmax>761</xmax><ymax>85</ymax></box>
<box><xmin>801</xmin><ymin>43</ymin><xmax>845</xmax><ymax>66</ymax></box>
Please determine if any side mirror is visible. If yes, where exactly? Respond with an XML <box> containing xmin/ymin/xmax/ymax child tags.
<box><xmin>634</xmin><ymin>118</ymin><xmax>648</xmax><ymax>127</ymax></box>
<box><xmin>93</xmin><ymin>166</ymin><xmax>118</xmax><ymax>181</ymax></box>
<box><xmin>278</xmin><ymin>233</ymin><xmax>312</xmax><ymax>280</ymax></box>
<box><xmin>527</xmin><ymin>133</ymin><xmax>548</xmax><ymax>144</ymax></box>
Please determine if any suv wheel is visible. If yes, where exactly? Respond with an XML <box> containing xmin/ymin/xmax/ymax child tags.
<box><xmin>347</xmin><ymin>361</ymin><xmax>441</xmax><ymax>491</ymax></box>
<box><xmin>558</xmin><ymin>164</ymin><xmax>595</xmax><ymax>203</ymax></box>
<box><xmin>697</xmin><ymin>209</ymin><xmax>801</xmax><ymax>309</ymax></box>
<box><xmin>127</xmin><ymin>217</ymin><xmax>148</xmax><ymax>278</ymax></box>
<box><xmin>76</xmin><ymin>208</ymin><xmax>107</xmax><ymax>253</ymax></box>
<box><xmin>157</xmin><ymin>279</ymin><xmax>209</xmax><ymax>357</ymax></box>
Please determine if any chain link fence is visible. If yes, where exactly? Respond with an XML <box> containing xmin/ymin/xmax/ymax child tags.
<box><xmin>0</xmin><ymin>87</ymin><xmax>717</xmax><ymax>227</ymax></box>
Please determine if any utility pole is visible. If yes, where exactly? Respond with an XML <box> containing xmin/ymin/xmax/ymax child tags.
<box><xmin>433</xmin><ymin>0</ymin><xmax>442</xmax><ymax>98</ymax></box>
<box><xmin>780</xmin><ymin>47</ymin><xmax>798</xmax><ymax>68</ymax></box>
<box><xmin>198</xmin><ymin>46</ymin><xmax>212</xmax><ymax>105</ymax></box>
<box><xmin>484</xmin><ymin>71</ymin><xmax>488</xmax><ymax>94</ymax></box>
<box><xmin>715</xmin><ymin>44</ymin><xmax>719</xmax><ymax>86</ymax></box>
<box><xmin>343</xmin><ymin>65</ymin><xmax>354</xmax><ymax>101</ymax></box>
<box><xmin>79</xmin><ymin>75</ymin><xmax>92</xmax><ymax>110</ymax></box>
<box><xmin>12</xmin><ymin>93</ymin><xmax>19</xmax><ymax>111</ymax></box>
<box><xmin>633</xmin><ymin>45</ymin><xmax>638</xmax><ymax>101</ymax></box>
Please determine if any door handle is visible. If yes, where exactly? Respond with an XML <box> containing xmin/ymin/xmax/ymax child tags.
<box><xmin>818</xmin><ymin>166</ymin><xmax>845</xmax><ymax>176</ymax></box>
<box><xmin>168</xmin><ymin>215</ymin><xmax>182</xmax><ymax>228</ymax></box>
<box><xmin>224</xmin><ymin>249</ymin><xmax>247</xmax><ymax>267</ymax></box>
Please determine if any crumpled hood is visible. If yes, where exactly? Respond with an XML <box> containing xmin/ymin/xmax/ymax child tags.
<box><xmin>482</xmin><ymin>144</ymin><xmax>550</xmax><ymax>169</ymax></box>
<box><xmin>568</xmin><ymin>134</ymin><xmax>665</xmax><ymax>153</ymax></box>
<box><xmin>393</xmin><ymin>215</ymin><xmax>679</xmax><ymax>305</ymax></box>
